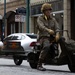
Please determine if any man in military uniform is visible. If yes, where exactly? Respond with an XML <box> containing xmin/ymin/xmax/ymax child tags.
<box><xmin>37</xmin><ymin>3</ymin><xmax>60</xmax><ymax>71</ymax></box>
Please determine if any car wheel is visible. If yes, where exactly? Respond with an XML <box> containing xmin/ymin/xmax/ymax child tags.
<box><xmin>13</xmin><ymin>56</ymin><xmax>23</xmax><ymax>65</ymax></box>
<box><xmin>29</xmin><ymin>62</ymin><xmax>37</xmax><ymax>69</ymax></box>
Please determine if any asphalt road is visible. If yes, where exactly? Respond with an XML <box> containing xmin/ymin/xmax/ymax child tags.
<box><xmin>0</xmin><ymin>58</ymin><xmax>74</xmax><ymax>75</ymax></box>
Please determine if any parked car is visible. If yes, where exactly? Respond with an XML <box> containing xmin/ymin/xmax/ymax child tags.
<box><xmin>1</xmin><ymin>33</ymin><xmax>37</xmax><ymax>65</ymax></box>
<box><xmin>0</xmin><ymin>41</ymin><xmax>3</xmax><ymax>50</ymax></box>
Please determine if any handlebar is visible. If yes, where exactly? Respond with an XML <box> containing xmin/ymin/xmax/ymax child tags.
<box><xmin>55</xmin><ymin>30</ymin><xmax>68</xmax><ymax>32</ymax></box>
<box><xmin>55</xmin><ymin>30</ymin><xmax>70</xmax><ymax>39</ymax></box>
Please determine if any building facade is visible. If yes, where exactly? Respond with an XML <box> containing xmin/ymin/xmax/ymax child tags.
<box><xmin>0</xmin><ymin>0</ymin><xmax>26</xmax><ymax>40</ymax></box>
<box><xmin>0</xmin><ymin>0</ymin><xmax>74</xmax><ymax>40</ymax></box>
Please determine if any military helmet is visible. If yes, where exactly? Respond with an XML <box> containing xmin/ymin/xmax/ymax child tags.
<box><xmin>41</xmin><ymin>3</ymin><xmax>52</xmax><ymax>12</ymax></box>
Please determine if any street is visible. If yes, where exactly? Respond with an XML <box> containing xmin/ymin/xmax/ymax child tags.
<box><xmin>0</xmin><ymin>58</ymin><xmax>74</xmax><ymax>75</ymax></box>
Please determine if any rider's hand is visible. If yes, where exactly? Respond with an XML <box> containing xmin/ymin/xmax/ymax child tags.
<box><xmin>55</xmin><ymin>33</ymin><xmax>60</xmax><ymax>42</ymax></box>
<box><xmin>46</xmin><ymin>28</ymin><xmax>54</xmax><ymax>35</ymax></box>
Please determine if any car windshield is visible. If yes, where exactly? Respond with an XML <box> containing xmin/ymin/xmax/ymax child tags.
<box><xmin>4</xmin><ymin>35</ymin><xmax>22</xmax><ymax>40</ymax></box>
<box><xmin>4</xmin><ymin>34</ymin><xmax>37</xmax><ymax>41</ymax></box>
<box><xmin>26</xmin><ymin>34</ymin><xmax>37</xmax><ymax>39</ymax></box>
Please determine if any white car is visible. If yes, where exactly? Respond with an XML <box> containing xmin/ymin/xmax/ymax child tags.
<box><xmin>2</xmin><ymin>33</ymin><xmax>37</xmax><ymax>65</ymax></box>
<box><xmin>0</xmin><ymin>41</ymin><xmax>3</xmax><ymax>50</ymax></box>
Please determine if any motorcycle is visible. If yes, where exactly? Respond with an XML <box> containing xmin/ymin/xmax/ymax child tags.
<box><xmin>27</xmin><ymin>30</ymin><xmax>75</xmax><ymax>73</ymax></box>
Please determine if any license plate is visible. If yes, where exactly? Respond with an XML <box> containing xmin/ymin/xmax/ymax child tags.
<box><xmin>8</xmin><ymin>42</ymin><xmax>20</xmax><ymax>49</ymax></box>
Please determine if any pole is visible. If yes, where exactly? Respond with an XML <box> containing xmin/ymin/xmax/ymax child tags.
<box><xmin>26</xmin><ymin>0</ymin><xmax>30</xmax><ymax>33</ymax></box>
<box><xmin>2</xmin><ymin>0</ymin><xmax>6</xmax><ymax>41</ymax></box>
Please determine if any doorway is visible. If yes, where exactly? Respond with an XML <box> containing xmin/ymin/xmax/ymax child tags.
<box><xmin>71</xmin><ymin>0</ymin><xmax>75</xmax><ymax>40</ymax></box>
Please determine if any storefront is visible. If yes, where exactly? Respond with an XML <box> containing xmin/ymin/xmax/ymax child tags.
<box><xmin>5</xmin><ymin>7</ymin><xmax>26</xmax><ymax>36</ymax></box>
<box><xmin>0</xmin><ymin>0</ymin><xmax>26</xmax><ymax>37</ymax></box>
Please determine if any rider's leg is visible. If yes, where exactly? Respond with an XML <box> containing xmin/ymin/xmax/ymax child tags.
<box><xmin>37</xmin><ymin>38</ymin><xmax>50</xmax><ymax>71</ymax></box>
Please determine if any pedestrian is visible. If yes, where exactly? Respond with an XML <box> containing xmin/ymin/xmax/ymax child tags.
<box><xmin>37</xmin><ymin>3</ymin><xmax>60</xmax><ymax>71</ymax></box>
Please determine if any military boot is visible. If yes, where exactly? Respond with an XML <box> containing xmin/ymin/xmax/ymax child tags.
<box><xmin>37</xmin><ymin>59</ymin><xmax>46</xmax><ymax>71</ymax></box>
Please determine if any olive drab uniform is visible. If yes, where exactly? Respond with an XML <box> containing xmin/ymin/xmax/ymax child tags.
<box><xmin>37</xmin><ymin>15</ymin><xmax>60</xmax><ymax>70</ymax></box>
<box><xmin>37</xmin><ymin>15</ymin><xmax>60</xmax><ymax>38</ymax></box>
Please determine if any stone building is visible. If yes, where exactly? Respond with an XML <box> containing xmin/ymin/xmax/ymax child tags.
<box><xmin>0</xmin><ymin>0</ymin><xmax>75</xmax><ymax>40</ymax></box>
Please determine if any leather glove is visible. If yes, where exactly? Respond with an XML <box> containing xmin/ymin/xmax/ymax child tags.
<box><xmin>46</xmin><ymin>28</ymin><xmax>54</xmax><ymax>35</ymax></box>
<box><xmin>55</xmin><ymin>33</ymin><xmax>60</xmax><ymax>42</ymax></box>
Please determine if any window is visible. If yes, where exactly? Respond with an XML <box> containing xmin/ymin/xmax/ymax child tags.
<box><xmin>31</xmin><ymin>4</ymin><xmax>42</xmax><ymax>15</ymax></box>
<box><xmin>31</xmin><ymin>1</ymin><xmax>63</xmax><ymax>15</ymax></box>
<box><xmin>58</xmin><ymin>1</ymin><xmax>63</xmax><ymax>10</ymax></box>
<box><xmin>26</xmin><ymin>34</ymin><xmax>37</xmax><ymax>39</ymax></box>
<box><xmin>18</xmin><ymin>22</ymin><xmax>24</xmax><ymax>33</ymax></box>
<box><xmin>52</xmin><ymin>1</ymin><xmax>63</xmax><ymax>12</ymax></box>
<box><xmin>31</xmin><ymin>7</ymin><xmax>35</xmax><ymax>15</ymax></box>
<box><xmin>21</xmin><ymin>35</ymin><xmax>25</xmax><ymax>40</ymax></box>
<box><xmin>11</xmin><ymin>23</ymin><xmax>15</xmax><ymax>34</ymax></box>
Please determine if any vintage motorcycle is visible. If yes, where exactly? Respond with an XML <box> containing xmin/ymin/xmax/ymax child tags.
<box><xmin>27</xmin><ymin>30</ymin><xmax>75</xmax><ymax>73</ymax></box>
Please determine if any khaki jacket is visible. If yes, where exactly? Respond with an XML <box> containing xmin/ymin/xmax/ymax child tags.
<box><xmin>37</xmin><ymin>15</ymin><xmax>60</xmax><ymax>37</ymax></box>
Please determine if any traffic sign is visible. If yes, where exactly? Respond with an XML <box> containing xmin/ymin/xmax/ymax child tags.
<box><xmin>15</xmin><ymin>15</ymin><xmax>25</xmax><ymax>22</ymax></box>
